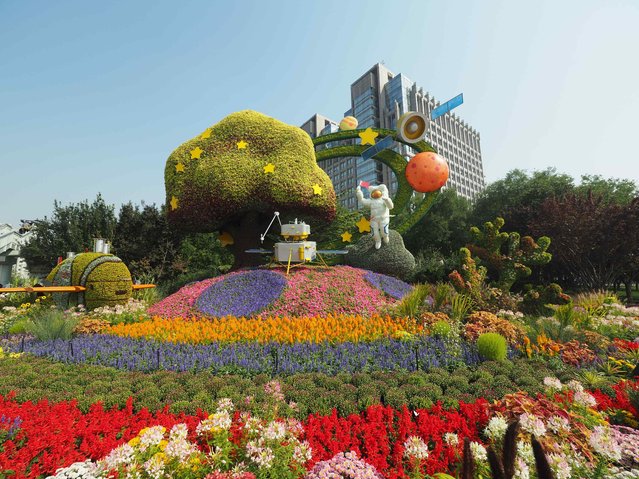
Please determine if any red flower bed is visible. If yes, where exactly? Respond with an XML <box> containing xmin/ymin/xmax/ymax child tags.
<box><xmin>0</xmin><ymin>393</ymin><xmax>206</xmax><ymax>478</ymax></box>
<box><xmin>592</xmin><ymin>379</ymin><xmax>639</xmax><ymax>417</ymax></box>
<box><xmin>304</xmin><ymin>400</ymin><xmax>490</xmax><ymax>479</ymax></box>
<box><xmin>0</xmin><ymin>396</ymin><xmax>496</xmax><ymax>479</ymax></box>
<box><xmin>4</xmin><ymin>379</ymin><xmax>638</xmax><ymax>479</ymax></box>
<box><xmin>0</xmin><ymin>394</ymin><xmax>490</xmax><ymax>479</ymax></box>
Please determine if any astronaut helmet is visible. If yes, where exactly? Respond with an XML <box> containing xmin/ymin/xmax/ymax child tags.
<box><xmin>368</xmin><ymin>184</ymin><xmax>388</xmax><ymax>199</ymax></box>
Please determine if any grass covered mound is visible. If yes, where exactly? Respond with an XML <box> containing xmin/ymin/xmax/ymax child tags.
<box><xmin>148</xmin><ymin>266</ymin><xmax>413</xmax><ymax>319</ymax></box>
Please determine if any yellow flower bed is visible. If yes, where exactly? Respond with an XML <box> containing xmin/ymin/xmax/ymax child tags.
<box><xmin>106</xmin><ymin>314</ymin><xmax>424</xmax><ymax>344</ymax></box>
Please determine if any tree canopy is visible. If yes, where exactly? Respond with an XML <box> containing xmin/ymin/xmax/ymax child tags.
<box><xmin>164</xmin><ymin>111</ymin><xmax>337</xmax><ymax>268</ymax></box>
<box><xmin>20</xmin><ymin>194</ymin><xmax>116</xmax><ymax>273</ymax></box>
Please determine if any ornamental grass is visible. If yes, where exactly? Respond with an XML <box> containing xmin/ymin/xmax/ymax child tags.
<box><xmin>106</xmin><ymin>314</ymin><xmax>424</xmax><ymax>345</ymax></box>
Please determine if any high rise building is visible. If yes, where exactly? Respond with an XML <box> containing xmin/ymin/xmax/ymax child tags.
<box><xmin>302</xmin><ymin>63</ymin><xmax>485</xmax><ymax>208</ymax></box>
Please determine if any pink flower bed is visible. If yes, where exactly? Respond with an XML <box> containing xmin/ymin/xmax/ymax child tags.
<box><xmin>262</xmin><ymin>266</ymin><xmax>392</xmax><ymax>317</ymax></box>
<box><xmin>147</xmin><ymin>272</ymin><xmax>240</xmax><ymax>317</ymax></box>
<box><xmin>149</xmin><ymin>267</ymin><xmax>400</xmax><ymax>319</ymax></box>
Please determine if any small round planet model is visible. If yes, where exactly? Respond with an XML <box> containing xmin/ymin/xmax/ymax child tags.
<box><xmin>405</xmin><ymin>152</ymin><xmax>449</xmax><ymax>193</ymax></box>
<box><xmin>339</xmin><ymin>116</ymin><xmax>359</xmax><ymax>130</ymax></box>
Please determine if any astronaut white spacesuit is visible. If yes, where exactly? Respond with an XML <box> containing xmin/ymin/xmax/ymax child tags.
<box><xmin>356</xmin><ymin>183</ymin><xmax>394</xmax><ymax>249</ymax></box>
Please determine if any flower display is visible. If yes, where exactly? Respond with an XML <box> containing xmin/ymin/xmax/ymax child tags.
<box><xmin>106</xmin><ymin>314</ymin><xmax>424</xmax><ymax>344</ymax></box>
<box><xmin>305</xmin><ymin>451</ymin><xmax>385</xmax><ymax>479</ymax></box>
<box><xmin>147</xmin><ymin>275</ymin><xmax>230</xmax><ymax>318</ymax></box>
<box><xmin>363</xmin><ymin>271</ymin><xmax>413</xmax><ymax>300</ymax></box>
<box><xmin>195</xmin><ymin>270</ymin><xmax>287</xmax><ymax>317</ymax></box>
<box><xmin>266</xmin><ymin>267</ymin><xmax>396</xmax><ymax>317</ymax></box>
<box><xmin>10</xmin><ymin>334</ymin><xmax>480</xmax><ymax>374</ymax></box>
<box><xmin>147</xmin><ymin>267</ymin><xmax>401</xmax><ymax>319</ymax></box>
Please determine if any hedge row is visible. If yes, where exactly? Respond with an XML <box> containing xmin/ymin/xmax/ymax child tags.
<box><xmin>0</xmin><ymin>356</ymin><xmax>579</xmax><ymax>419</ymax></box>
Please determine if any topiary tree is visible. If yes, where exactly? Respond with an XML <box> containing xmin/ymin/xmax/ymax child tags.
<box><xmin>467</xmin><ymin>217</ymin><xmax>552</xmax><ymax>292</ymax></box>
<box><xmin>448</xmin><ymin>247</ymin><xmax>488</xmax><ymax>306</ymax></box>
<box><xmin>164</xmin><ymin>111</ymin><xmax>336</xmax><ymax>269</ymax></box>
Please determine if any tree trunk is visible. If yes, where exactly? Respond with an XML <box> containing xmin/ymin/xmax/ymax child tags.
<box><xmin>626</xmin><ymin>281</ymin><xmax>634</xmax><ymax>305</ymax></box>
<box><xmin>226</xmin><ymin>212</ymin><xmax>272</xmax><ymax>270</ymax></box>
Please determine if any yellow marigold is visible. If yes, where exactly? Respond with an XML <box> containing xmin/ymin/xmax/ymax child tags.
<box><xmin>106</xmin><ymin>314</ymin><xmax>426</xmax><ymax>344</ymax></box>
<box><xmin>128</xmin><ymin>436</ymin><xmax>141</xmax><ymax>447</ymax></box>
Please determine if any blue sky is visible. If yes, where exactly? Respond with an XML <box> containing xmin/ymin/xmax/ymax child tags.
<box><xmin>1</xmin><ymin>0</ymin><xmax>638</xmax><ymax>227</ymax></box>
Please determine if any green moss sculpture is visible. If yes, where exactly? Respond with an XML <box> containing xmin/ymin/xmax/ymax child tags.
<box><xmin>46</xmin><ymin>253</ymin><xmax>132</xmax><ymax>309</ymax></box>
<box><xmin>345</xmin><ymin>229</ymin><xmax>415</xmax><ymax>281</ymax></box>
<box><xmin>165</xmin><ymin>110</ymin><xmax>337</xmax><ymax>268</ymax></box>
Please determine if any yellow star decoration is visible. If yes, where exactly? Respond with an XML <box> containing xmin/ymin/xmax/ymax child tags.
<box><xmin>341</xmin><ymin>231</ymin><xmax>353</xmax><ymax>242</ymax></box>
<box><xmin>359</xmin><ymin>127</ymin><xmax>379</xmax><ymax>145</ymax></box>
<box><xmin>263</xmin><ymin>163</ymin><xmax>275</xmax><ymax>174</ymax></box>
<box><xmin>170</xmin><ymin>196</ymin><xmax>179</xmax><ymax>210</ymax></box>
<box><xmin>190</xmin><ymin>147</ymin><xmax>203</xmax><ymax>159</ymax></box>
<box><xmin>200</xmin><ymin>128</ymin><xmax>212</xmax><ymax>139</ymax></box>
<box><xmin>312</xmin><ymin>184</ymin><xmax>323</xmax><ymax>195</ymax></box>
<box><xmin>237</xmin><ymin>140</ymin><xmax>248</xmax><ymax>149</ymax></box>
<box><xmin>356</xmin><ymin>216</ymin><xmax>371</xmax><ymax>233</ymax></box>
<box><xmin>219</xmin><ymin>231</ymin><xmax>234</xmax><ymax>247</ymax></box>
<box><xmin>175</xmin><ymin>162</ymin><xmax>185</xmax><ymax>173</ymax></box>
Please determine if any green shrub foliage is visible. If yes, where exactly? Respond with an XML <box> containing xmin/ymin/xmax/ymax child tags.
<box><xmin>476</xmin><ymin>332</ymin><xmax>508</xmax><ymax>361</ymax></box>
<box><xmin>0</xmin><ymin>356</ymin><xmax>577</xmax><ymax>418</ymax></box>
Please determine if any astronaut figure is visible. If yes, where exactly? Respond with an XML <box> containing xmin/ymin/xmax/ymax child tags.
<box><xmin>356</xmin><ymin>182</ymin><xmax>394</xmax><ymax>249</ymax></box>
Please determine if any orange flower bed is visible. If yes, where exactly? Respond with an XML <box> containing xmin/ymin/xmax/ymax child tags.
<box><xmin>105</xmin><ymin>314</ymin><xmax>425</xmax><ymax>344</ymax></box>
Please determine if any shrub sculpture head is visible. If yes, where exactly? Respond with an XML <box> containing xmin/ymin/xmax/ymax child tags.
<box><xmin>164</xmin><ymin>110</ymin><xmax>337</xmax><ymax>268</ymax></box>
<box><xmin>46</xmin><ymin>253</ymin><xmax>132</xmax><ymax>310</ymax></box>
<box><xmin>476</xmin><ymin>332</ymin><xmax>508</xmax><ymax>361</ymax></box>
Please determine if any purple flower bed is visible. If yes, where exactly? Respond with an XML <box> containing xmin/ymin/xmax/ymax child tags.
<box><xmin>195</xmin><ymin>270</ymin><xmax>287</xmax><ymax>317</ymax></box>
<box><xmin>363</xmin><ymin>271</ymin><xmax>413</xmax><ymax>300</ymax></box>
<box><xmin>11</xmin><ymin>335</ymin><xmax>482</xmax><ymax>374</ymax></box>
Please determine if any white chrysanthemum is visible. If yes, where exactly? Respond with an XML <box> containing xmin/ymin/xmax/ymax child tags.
<box><xmin>485</xmin><ymin>415</ymin><xmax>509</xmax><ymax>440</ymax></box>
<box><xmin>100</xmin><ymin>443</ymin><xmax>135</xmax><ymax>470</ymax></box>
<box><xmin>517</xmin><ymin>441</ymin><xmax>535</xmax><ymax>464</ymax></box>
<box><xmin>519</xmin><ymin>413</ymin><xmax>546</xmax><ymax>437</ymax></box>
<box><xmin>142</xmin><ymin>454</ymin><xmax>165</xmax><ymax>479</ymax></box>
<box><xmin>164</xmin><ymin>437</ymin><xmax>197</xmax><ymax>461</ymax></box>
<box><xmin>243</xmin><ymin>416</ymin><xmax>262</xmax><ymax>435</ymax></box>
<box><xmin>443</xmin><ymin>432</ymin><xmax>459</xmax><ymax>446</ymax></box>
<box><xmin>293</xmin><ymin>440</ymin><xmax>313</xmax><ymax>463</ymax></box>
<box><xmin>543</xmin><ymin>377</ymin><xmax>563</xmax><ymax>390</ymax></box>
<box><xmin>169</xmin><ymin>423</ymin><xmax>189</xmax><ymax>441</ymax></box>
<box><xmin>589</xmin><ymin>425</ymin><xmax>622</xmax><ymax>461</ymax></box>
<box><xmin>196</xmin><ymin>410</ymin><xmax>232</xmax><ymax>436</ymax></box>
<box><xmin>469</xmin><ymin>441</ymin><xmax>487</xmax><ymax>462</ymax></box>
<box><xmin>45</xmin><ymin>461</ymin><xmax>103</xmax><ymax>479</ymax></box>
<box><xmin>548</xmin><ymin>453</ymin><xmax>572</xmax><ymax>479</ymax></box>
<box><xmin>217</xmin><ymin>398</ymin><xmax>234</xmax><ymax>412</ymax></box>
<box><xmin>139</xmin><ymin>426</ymin><xmax>166</xmax><ymax>451</ymax></box>
<box><xmin>547</xmin><ymin>415</ymin><xmax>570</xmax><ymax>434</ymax></box>
<box><xmin>262</xmin><ymin>421</ymin><xmax>287</xmax><ymax>441</ymax></box>
<box><xmin>574</xmin><ymin>390</ymin><xmax>597</xmax><ymax>408</ymax></box>
<box><xmin>513</xmin><ymin>457</ymin><xmax>530</xmax><ymax>479</ymax></box>
<box><xmin>403</xmin><ymin>435</ymin><xmax>429</xmax><ymax>460</ymax></box>
<box><xmin>566</xmin><ymin>380</ymin><xmax>584</xmax><ymax>393</ymax></box>
<box><xmin>246</xmin><ymin>440</ymin><xmax>275</xmax><ymax>469</ymax></box>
